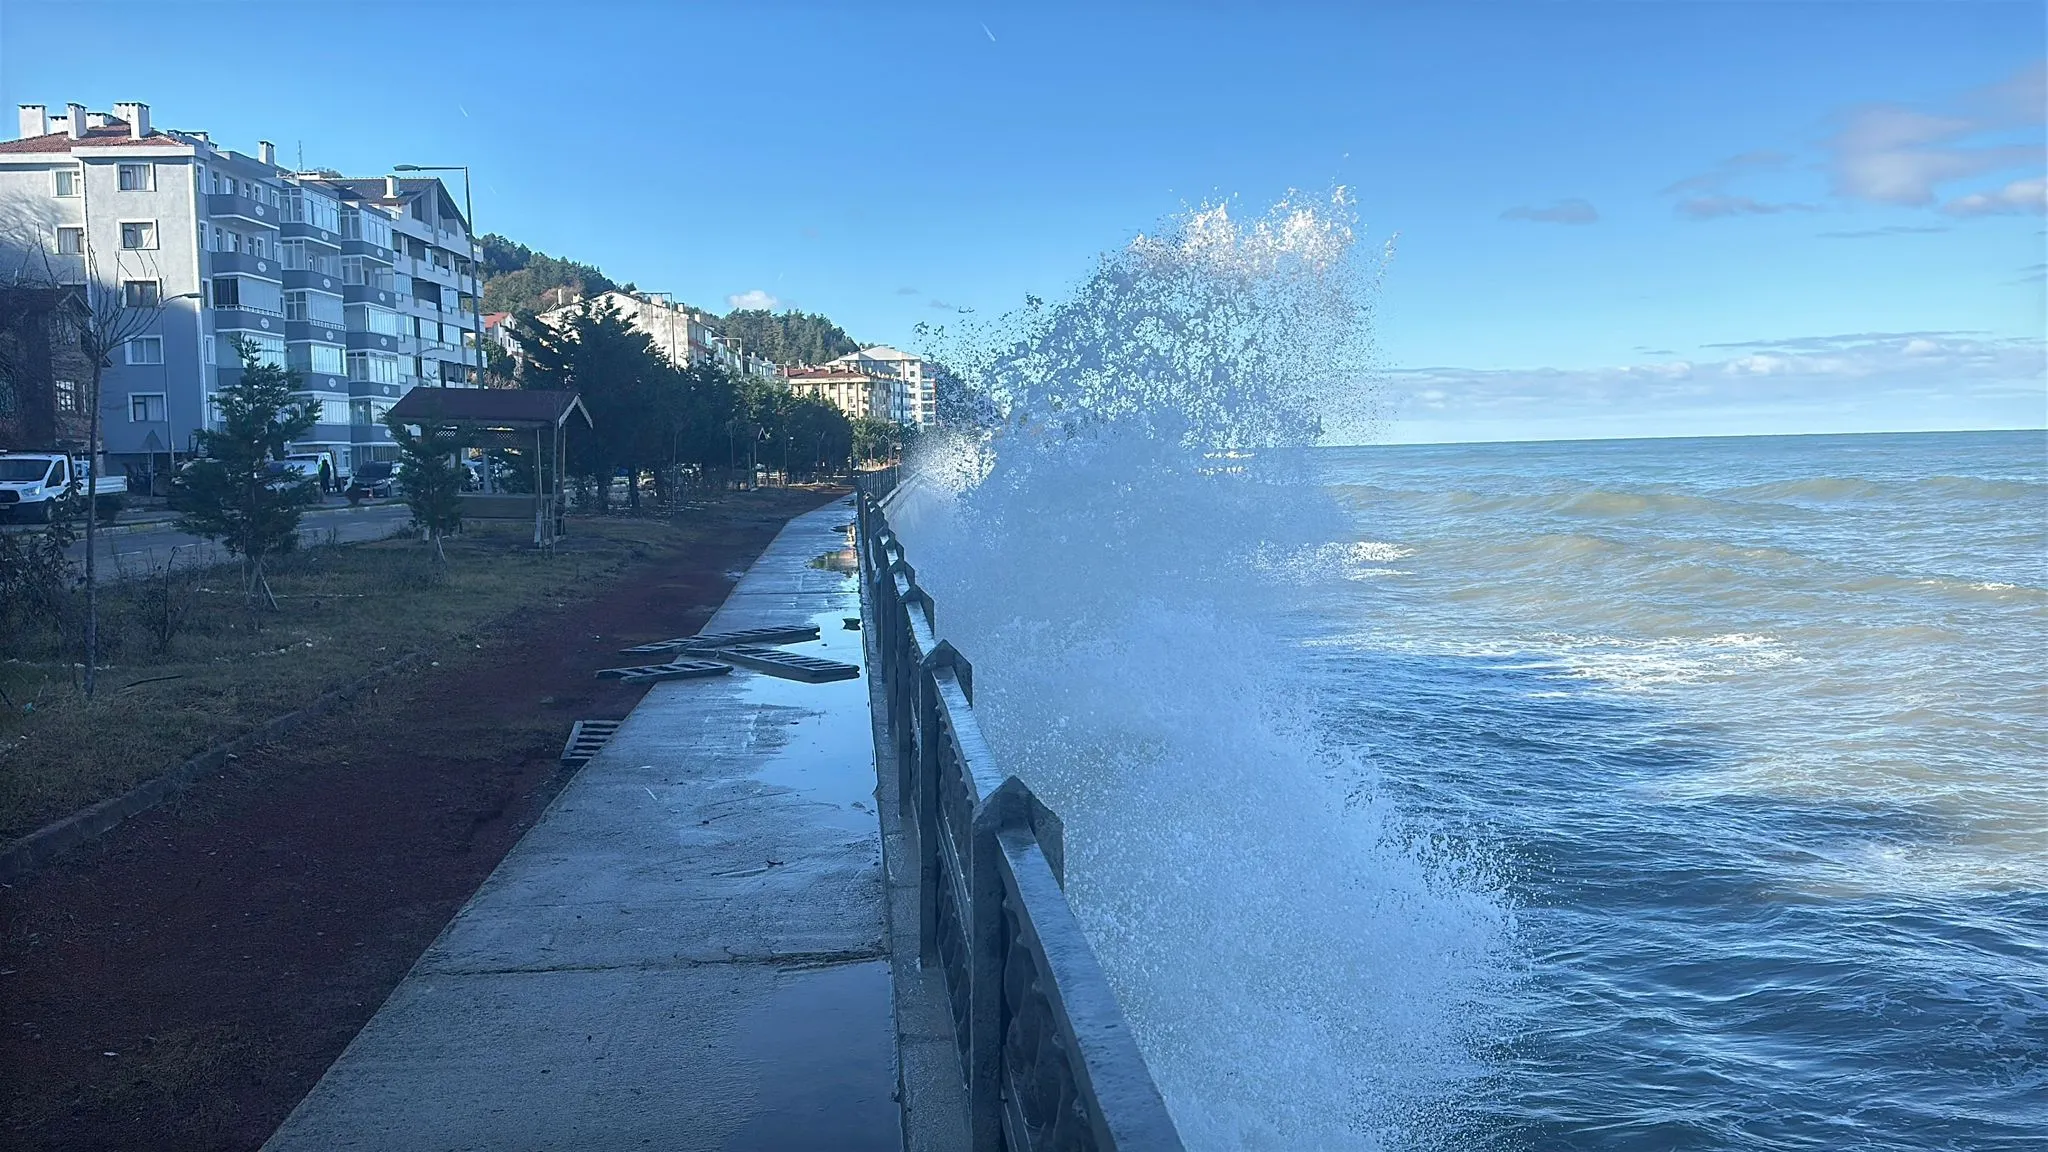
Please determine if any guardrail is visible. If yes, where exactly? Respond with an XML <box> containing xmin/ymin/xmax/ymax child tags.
<box><xmin>854</xmin><ymin>469</ymin><xmax>1183</xmax><ymax>1152</ymax></box>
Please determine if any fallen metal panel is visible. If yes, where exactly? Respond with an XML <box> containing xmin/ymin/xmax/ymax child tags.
<box><xmin>620</xmin><ymin>661</ymin><xmax>733</xmax><ymax>685</ymax></box>
<box><xmin>595</xmin><ymin>660</ymin><xmax>732</xmax><ymax>682</ymax></box>
<box><xmin>618</xmin><ymin>625</ymin><xmax>823</xmax><ymax>655</ymax></box>
<box><xmin>707</xmin><ymin>645</ymin><xmax>861</xmax><ymax>684</ymax></box>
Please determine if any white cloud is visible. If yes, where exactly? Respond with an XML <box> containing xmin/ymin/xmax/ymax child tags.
<box><xmin>1379</xmin><ymin>332</ymin><xmax>2046</xmax><ymax>442</ymax></box>
<box><xmin>726</xmin><ymin>289</ymin><xmax>781</xmax><ymax>311</ymax></box>
<box><xmin>1501</xmin><ymin>198</ymin><xmax>1599</xmax><ymax>225</ymax></box>
<box><xmin>1676</xmin><ymin>195</ymin><xmax>1819</xmax><ymax>219</ymax></box>
<box><xmin>1824</xmin><ymin>62</ymin><xmax>2047</xmax><ymax>208</ymax></box>
<box><xmin>1941</xmin><ymin>175</ymin><xmax>2048</xmax><ymax>217</ymax></box>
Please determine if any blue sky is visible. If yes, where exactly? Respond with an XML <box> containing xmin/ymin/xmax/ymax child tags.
<box><xmin>3</xmin><ymin>0</ymin><xmax>2041</xmax><ymax>443</ymax></box>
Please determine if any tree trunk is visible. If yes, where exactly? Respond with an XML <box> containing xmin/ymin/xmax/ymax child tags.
<box><xmin>82</xmin><ymin>356</ymin><xmax>103</xmax><ymax>698</ymax></box>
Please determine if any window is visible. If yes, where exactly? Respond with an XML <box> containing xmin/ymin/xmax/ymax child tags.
<box><xmin>202</xmin><ymin>333</ymin><xmax>216</xmax><ymax>364</ymax></box>
<box><xmin>237</xmin><ymin>332</ymin><xmax>286</xmax><ymax>367</ymax></box>
<box><xmin>279</xmin><ymin>238</ymin><xmax>307</xmax><ymax>270</ymax></box>
<box><xmin>126</xmin><ymin>337</ymin><xmax>164</xmax><ymax>365</ymax></box>
<box><xmin>248</xmin><ymin>234</ymin><xmax>267</xmax><ymax>259</ymax></box>
<box><xmin>350</xmin><ymin>304</ymin><xmax>402</xmax><ymax>336</ymax></box>
<box><xmin>53</xmin><ymin>168</ymin><xmax>80</xmax><ymax>197</ymax></box>
<box><xmin>118</xmin><ymin>163</ymin><xmax>153</xmax><ymax>191</ymax></box>
<box><xmin>287</xmin><ymin>291</ymin><xmax>344</xmax><ymax>326</ymax></box>
<box><xmin>130</xmin><ymin>393</ymin><xmax>167</xmax><ymax>421</ymax></box>
<box><xmin>350</xmin><ymin>400</ymin><xmax>374</xmax><ymax>425</ymax></box>
<box><xmin>56</xmin><ymin>227</ymin><xmax>83</xmax><ymax>255</ymax></box>
<box><xmin>215</xmin><ymin>275</ymin><xmax>281</xmax><ymax>315</ymax></box>
<box><xmin>122</xmin><ymin>280</ymin><xmax>160</xmax><ymax>308</ymax></box>
<box><xmin>295</xmin><ymin>343</ymin><xmax>345</xmax><ymax>376</ymax></box>
<box><xmin>54</xmin><ymin>379</ymin><xmax>78</xmax><ymax>412</ymax></box>
<box><xmin>119</xmin><ymin>221</ymin><xmax>157</xmax><ymax>249</ymax></box>
<box><xmin>347</xmin><ymin>350</ymin><xmax>402</xmax><ymax>384</ymax></box>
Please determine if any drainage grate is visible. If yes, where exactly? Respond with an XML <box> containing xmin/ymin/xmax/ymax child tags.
<box><xmin>561</xmin><ymin>719</ymin><xmax>622</xmax><ymax>767</ymax></box>
<box><xmin>707</xmin><ymin>645</ymin><xmax>861</xmax><ymax>684</ymax></box>
<box><xmin>595</xmin><ymin>659</ymin><xmax>734</xmax><ymax>684</ymax></box>
<box><xmin>619</xmin><ymin>625</ymin><xmax>823</xmax><ymax>655</ymax></box>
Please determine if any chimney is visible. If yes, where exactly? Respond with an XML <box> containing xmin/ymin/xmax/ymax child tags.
<box><xmin>113</xmin><ymin>101</ymin><xmax>150</xmax><ymax>138</ymax></box>
<box><xmin>17</xmin><ymin>104</ymin><xmax>46</xmax><ymax>139</ymax></box>
<box><xmin>385</xmin><ymin>175</ymin><xmax>400</xmax><ymax>198</ymax></box>
<box><xmin>259</xmin><ymin>139</ymin><xmax>275</xmax><ymax>166</ymax></box>
<box><xmin>65</xmin><ymin>102</ymin><xmax>85</xmax><ymax>139</ymax></box>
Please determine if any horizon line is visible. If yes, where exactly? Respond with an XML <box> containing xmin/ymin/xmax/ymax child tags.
<box><xmin>1324</xmin><ymin>426</ymin><xmax>2045</xmax><ymax>450</ymax></box>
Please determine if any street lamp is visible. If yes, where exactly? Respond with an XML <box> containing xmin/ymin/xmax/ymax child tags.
<box><xmin>155</xmin><ymin>290</ymin><xmax>202</xmax><ymax>491</ymax></box>
<box><xmin>391</xmin><ymin>164</ymin><xmax>483</xmax><ymax>389</ymax></box>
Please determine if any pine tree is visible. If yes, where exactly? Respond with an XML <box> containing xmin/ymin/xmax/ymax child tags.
<box><xmin>174</xmin><ymin>340</ymin><xmax>318</xmax><ymax>607</ymax></box>
<box><xmin>386</xmin><ymin>416</ymin><xmax>466</xmax><ymax>565</ymax></box>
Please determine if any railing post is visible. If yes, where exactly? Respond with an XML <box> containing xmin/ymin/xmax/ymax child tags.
<box><xmin>968</xmin><ymin>792</ymin><xmax>1013</xmax><ymax>1149</ymax></box>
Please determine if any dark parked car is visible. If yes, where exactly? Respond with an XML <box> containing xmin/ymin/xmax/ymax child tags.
<box><xmin>347</xmin><ymin>461</ymin><xmax>397</xmax><ymax>502</ymax></box>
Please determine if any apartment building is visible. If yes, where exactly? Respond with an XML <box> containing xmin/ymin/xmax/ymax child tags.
<box><xmin>0</xmin><ymin>101</ymin><xmax>481</xmax><ymax>478</ymax></box>
<box><xmin>782</xmin><ymin>362</ymin><xmax>889</xmax><ymax>422</ymax></box>
<box><xmin>534</xmin><ymin>290</ymin><xmax>779</xmax><ymax>380</ymax></box>
<box><xmin>826</xmin><ymin>346</ymin><xmax>937</xmax><ymax>427</ymax></box>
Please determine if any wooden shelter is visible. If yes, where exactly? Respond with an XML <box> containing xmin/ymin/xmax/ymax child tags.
<box><xmin>384</xmin><ymin>388</ymin><xmax>592</xmax><ymax>548</ymax></box>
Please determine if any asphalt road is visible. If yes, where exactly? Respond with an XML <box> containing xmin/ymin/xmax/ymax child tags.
<box><xmin>61</xmin><ymin>502</ymin><xmax>414</xmax><ymax>576</ymax></box>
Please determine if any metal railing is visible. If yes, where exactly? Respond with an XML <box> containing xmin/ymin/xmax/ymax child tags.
<box><xmin>854</xmin><ymin>468</ymin><xmax>1184</xmax><ymax>1152</ymax></box>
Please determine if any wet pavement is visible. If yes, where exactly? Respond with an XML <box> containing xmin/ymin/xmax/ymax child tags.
<box><xmin>262</xmin><ymin>496</ymin><xmax>899</xmax><ymax>1151</ymax></box>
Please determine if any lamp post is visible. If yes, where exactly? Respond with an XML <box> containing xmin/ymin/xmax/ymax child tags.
<box><xmin>391</xmin><ymin>165</ymin><xmax>482</xmax><ymax>389</ymax></box>
<box><xmin>155</xmin><ymin>290</ymin><xmax>202</xmax><ymax>492</ymax></box>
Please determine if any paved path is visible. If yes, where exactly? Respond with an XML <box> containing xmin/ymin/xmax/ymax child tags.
<box><xmin>263</xmin><ymin>495</ymin><xmax>899</xmax><ymax>1151</ymax></box>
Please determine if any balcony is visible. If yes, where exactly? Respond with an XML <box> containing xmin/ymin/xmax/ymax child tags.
<box><xmin>339</xmin><ymin>237</ymin><xmax>396</xmax><ymax>263</ymax></box>
<box><xmin>210</xmin><ymin>307</ymin><xmax>284</xmax><ymax>334</ymax></box>
<box><xmin>279</xmin><ymin>219</ymin><xmax>341</xmax><ymax>245</ymax></box>
<box><xmin>341</xmin><ymin>283</ymin><xmax>399</xmax><ymax>307</ymax></box>
<box><xmin>206</xmin><ymin>192</ymin><xmax>278</xmax><ymax>227</ymax></box>
<box><xmin>344</xmin><ymin>328</ymin><xmax>411</xmax><ymax>354</ymax></box>
<box><xmin>282</xmin><ymin>268</ymin><xmax>344</xmax><ymax>293</ymax></box>
<box><xmin>208</xmin><ymin>250</ymin><xmax>282</xmax><ymax>279</ymax></box>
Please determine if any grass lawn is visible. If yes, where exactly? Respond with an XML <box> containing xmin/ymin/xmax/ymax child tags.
<box><xmin>0</xmin><ymin>514</ymin><xmax>693</xmax><ymax>843</ymax></box>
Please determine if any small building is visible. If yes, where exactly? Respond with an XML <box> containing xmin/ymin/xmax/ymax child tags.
<box><xmin>385</xmin><ymin>386</ymin><xmax>591</xmax><ymax>546</ymax></box>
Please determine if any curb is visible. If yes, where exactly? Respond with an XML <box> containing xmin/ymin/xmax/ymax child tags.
<box><xmin>0</xmin><ymin>650</ymin><xmax>425</xmax><ymax>882</ymax></box>
<box><xmin>5</xmin><ymin>502</ymin><xmax>406</xmax><ymax>540</ymax></box>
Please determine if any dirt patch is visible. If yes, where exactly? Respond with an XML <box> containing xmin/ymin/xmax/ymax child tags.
<box><xmin>0</xmin><ymin>487</ymin><xmax>843</xmax><ymax>1151</ymax></box>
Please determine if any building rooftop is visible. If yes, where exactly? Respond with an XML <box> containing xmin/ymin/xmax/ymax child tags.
<box><xmin>0</xmin><ymin>121</ymin><xmax>179</xmax><ymax>153</ymax></box>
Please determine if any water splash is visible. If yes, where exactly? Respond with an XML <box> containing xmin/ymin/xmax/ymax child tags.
<box><xmin>896</xmin><ymin>193</ymin><xmax>1513</xmax><ymax>1149</ymax></box>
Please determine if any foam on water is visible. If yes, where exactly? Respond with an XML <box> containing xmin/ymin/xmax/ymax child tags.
<box><xmin>894</xmin><ymin>194</ymin><xmax>1514</xmax><ymax>1149</ymax></box>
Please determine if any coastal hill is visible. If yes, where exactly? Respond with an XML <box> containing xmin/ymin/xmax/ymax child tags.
<box><xmin>478</xmin><ymin>233</ymin><xmax>860</xmax><ymax>365</ymax></box>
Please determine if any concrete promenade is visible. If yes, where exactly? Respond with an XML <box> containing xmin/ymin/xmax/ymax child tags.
<box><xmin>264</xmin><ymin>496</ymin><xmax>901</xmax><ymax>1151</ymax></box>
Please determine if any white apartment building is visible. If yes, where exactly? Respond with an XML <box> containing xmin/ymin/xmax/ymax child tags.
<box><xmin>0</xmin><ymin>101</ymin><xmax>482</xmax><ymax>478</ymax></box>
<box><xmin>827</xmin><ymin>346</ymin><xmax>936</xmax><ymax>427</ymax></box>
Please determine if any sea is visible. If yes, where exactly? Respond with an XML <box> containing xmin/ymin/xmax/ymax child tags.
<box><xmin>887</xmin><ymin>189</ymin><xmax>2044</xmax><ymax>1152</ymax></box>
<box><xmin>1308</xmin><ymin>429</ymin><xmax>2047</xmax><ymax>1150</ymax></box>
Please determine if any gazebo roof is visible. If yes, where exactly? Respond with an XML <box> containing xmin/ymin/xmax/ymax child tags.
<box><xmin>386</xmin><ymin>388</ymin><xmax>592</xmax><ymax>429</ymax></box>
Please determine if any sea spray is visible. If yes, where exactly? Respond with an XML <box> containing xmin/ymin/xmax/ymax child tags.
<box><xmin>893</xmin><ymin>193</ymin><xmax>1513</xmax><ymax>1149</ymax></box>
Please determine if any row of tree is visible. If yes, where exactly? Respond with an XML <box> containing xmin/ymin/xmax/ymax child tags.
<box><xmin>517</xmin><ymin>300</ymin><xmax>862</xmax><ymax>508</ymax></box>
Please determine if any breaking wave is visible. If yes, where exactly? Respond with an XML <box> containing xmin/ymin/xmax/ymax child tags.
<box><xmin>893</xmin><ymin>193</ymin><xmax>1513</xmax><ymax>1149</ymax></box>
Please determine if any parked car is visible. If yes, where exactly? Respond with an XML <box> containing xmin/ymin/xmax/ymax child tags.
<box><xmin>347</xmin><ymin>460</ymin><xmax>397</xmax><ymax>503</ymax></box>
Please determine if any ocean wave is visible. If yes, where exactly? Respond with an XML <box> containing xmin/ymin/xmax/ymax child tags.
<box><xmin>1346</xmin><ymin>631</ymin><xmax>1794</xmax><ymax>692</ymax></box>
<box><xmin>1725</xmin><ymin>473</ymin><xmax>2046</xmax><ymax>505</ymax></box>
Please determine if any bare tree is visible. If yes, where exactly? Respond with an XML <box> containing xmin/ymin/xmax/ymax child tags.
<box><xmin>3</xmin><ymin>190</ymin><xmax>182</xmax><ymax>698</ymax></box>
